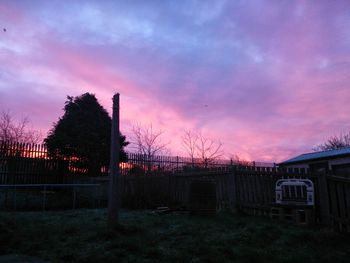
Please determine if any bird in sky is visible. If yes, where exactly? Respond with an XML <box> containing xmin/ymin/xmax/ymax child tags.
<box><xmin>3</xmin><ymin>28</ymin><xmax>6</xmax><ymax>32</ymax></box>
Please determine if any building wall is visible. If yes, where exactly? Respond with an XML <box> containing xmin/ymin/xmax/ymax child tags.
<box><xmin>328</xmin><ymin>157</ymin><xmax>350</xmax><ymax>168</ymax></box>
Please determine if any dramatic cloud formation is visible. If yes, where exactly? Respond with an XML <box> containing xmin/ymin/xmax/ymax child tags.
<box><xmin>1</xmin><ymin>0</ymin><xmax>350</xmax><ymax>162</ymax></box>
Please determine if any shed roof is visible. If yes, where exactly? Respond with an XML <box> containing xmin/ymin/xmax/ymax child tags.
<box><xmin>280</xmin><ymin>147</ymin><xmax>350</xmax><ymax>165</ymax></box>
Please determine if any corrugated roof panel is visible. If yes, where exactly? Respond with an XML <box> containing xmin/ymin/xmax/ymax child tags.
<box><xmin>280</xmin><ymin>147</ymin><xmax>350</xmax><ymax>164</ymax></box>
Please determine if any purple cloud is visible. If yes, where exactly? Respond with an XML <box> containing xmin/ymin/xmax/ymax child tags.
<box><xmin>1</xmin><ymin>0</ymin><xmax>350</xmax><ymax>162</ymax></box>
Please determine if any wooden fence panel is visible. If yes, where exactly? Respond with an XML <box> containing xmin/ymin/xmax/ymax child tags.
<box><xmin>329</xmin><ymin>180</ymin><xmax>339</xmax><ymax>223</ymax></box>
<box><xmin>345</xmin><ymin>183</ymin><xmax>350</xmax><ymax>230</ymax></box>
<box><xmin>327</xmin><ymin>176</ymin><xmax>350</xmax><ymax>232</ymax></box>
<box><xmin>120</xmin><ymin>168</ymin><xmax>350</xmax><ymax>233</ymax></box>
<box><xmin>240</xmin><ymin>173</ymin><xmax>248</xmax><ymax>205</ymax></box>
<box><xmin>235</xmin><ymin>170</ymin><xmax>277</xmax><ymax>210</ymax></box>
<box><xmin>252</xmin><ymin>174</ymin><xmax>259</xmax><ymax>204</ymax></box>
<box><xmin>247</xmin><ymin>174</ymin><xmax>254</xmax><ymax>203</ymax></box>
<box><xmin>336</xmin><ymin>183</ymin><xmax>346</xmax><ymax>220</ymax></box>
<box><xmin>256</xmin><ymin>174</ymin><xmax>264</xmax><ymax>205</ymax></box>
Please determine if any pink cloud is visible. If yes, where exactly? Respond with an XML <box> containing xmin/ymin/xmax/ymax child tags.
<box><xmin>1</xmin><ymin>0</ymin><xmax>350</xmax><ymax>163</ymax></box>
<box><xmin>0</xmin><ymin>3</ymin><xmax>24</xmax><ymax>23</ymax></box>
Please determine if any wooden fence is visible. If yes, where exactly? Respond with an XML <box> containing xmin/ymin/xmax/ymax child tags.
<box><xmin>116</xmin><ymin>167</ymin><xmax>349</xmax><ymax>233</ymax></box>
<box><xmin>1</xmin><ymin>141</ymin><xmax>349</xmax><ymax>232</ymax></box>
<box><xmin>327</xmin><ymin>176</ymin><xmax>350</xmax><ymax>232</ymax></box>
<box><xmin>118</xmin><ymin>167</ymin><xmax>308</xmax><ymax>210</ymax></box>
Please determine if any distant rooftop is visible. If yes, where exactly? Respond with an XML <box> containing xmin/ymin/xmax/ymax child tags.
<box><xmin>280</xmin><ymin>146</ymin><xmax>350</xmax><ymax>165</ymax></box>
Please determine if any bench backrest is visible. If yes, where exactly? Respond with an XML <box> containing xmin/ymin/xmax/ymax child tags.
<box><xmin>275</xmin><ymin>179</ymin><xmax>314</xmax><ymax>206</ymax></box>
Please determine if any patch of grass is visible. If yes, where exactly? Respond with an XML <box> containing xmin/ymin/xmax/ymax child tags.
<box><xmin>0</xmin><ymin>209</ymin><xmax>349</xmax><ymax>263</ymax></box>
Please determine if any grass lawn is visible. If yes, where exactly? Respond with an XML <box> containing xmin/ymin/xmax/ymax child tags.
<box><xmin>0</xmin><ymin>209</ymin><xmax>349</xmax><ymax>263</ymax></box>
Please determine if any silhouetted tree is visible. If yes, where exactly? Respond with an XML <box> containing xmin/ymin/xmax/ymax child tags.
<box><xmin>131</xmin><ymin>123</ymin><xmax>169</xmax><ymax>158</ymax></box>
<box><xmin>314</xmin><ymin>132</ymin><xmax>350</xmax><ymax>151</ymax></box>
<box><xmin>131</xmin><ymin>123</ymin><xmax>169</xmax><ymax>172</ymax></box>
<box><xmin>181</xmin><ymin>129</ymin><xmax>198</xmax><ymax>164</ymax></box>
<box><xmin>181</xmin><ymin>130</ymin><xmax>224</xmax><ymax>166</ymax></box>
<box><xmin>0</xmin><ymin>110</ymin><xmax>42</xmax><ymax>143</ymax></box>
<box><xmin>44</xmin><ymin>93</ymin><xmax>129</xmax><ymax>176</ymax></box>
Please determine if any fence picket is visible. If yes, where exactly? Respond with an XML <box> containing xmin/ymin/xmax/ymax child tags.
<box><xmin>329</xmin><ymin>181</ymin><xmax>340</xmax><ymax>227</ymax></box>
<box><xmin>336</xmin><ymin>182</ymin><xmax>347</xmax><ymax>231</ymax></box>
<box><xmin>345</xmin><ymin>184</ymin><xmax>350</xmax><ymax>224</ymax></box>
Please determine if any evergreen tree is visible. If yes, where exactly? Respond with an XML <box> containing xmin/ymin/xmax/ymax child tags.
<box><xmin>44</xmin><ymin>93</ymin><xmax>128</xmax><ymax>176</ymax></box>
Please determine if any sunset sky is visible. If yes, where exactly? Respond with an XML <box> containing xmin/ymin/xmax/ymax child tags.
<box><xmin>1</xmin><ymin>0</ymin><xmax>350</xmax><ymax>162</ymax></box>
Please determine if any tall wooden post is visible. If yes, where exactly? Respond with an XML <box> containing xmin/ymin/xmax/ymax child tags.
<box><xmin>108</xmin><ymin>93</ymin><xmax>120</xmax><ymax>224</ymax></box>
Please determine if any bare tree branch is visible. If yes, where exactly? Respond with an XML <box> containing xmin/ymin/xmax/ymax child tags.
<box><xmin>0</xmin><ymin>110</ymin><xmax>42</xmax><ymax>143</ymax></box>
<box><xmin>181</xmin><ymin>130</ymin><xmax>224</xmax><ymax>165</ymax></box>
<box><xmin>181</xmin><ymin>129</ymin><xmax>198</xmax><ymax>163</ymax></box>
<box><xmin>313</xmin><ymin>132</ymin><xmax>350</xmax><ymax>151</ymax></box>
<box><xmin>196</xmin><ymin>132</ymin><xmax>224</xmax><ymax>164</ymax></box>
<box><xmin>131</xmin><ymin>123</ymin><xmax>169</xmax><ymax>158</ymax></box>
<box><xmin>0</xmin><ymin>110</ymin><xmax>12</xmax><ymax>141</ymax></box>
